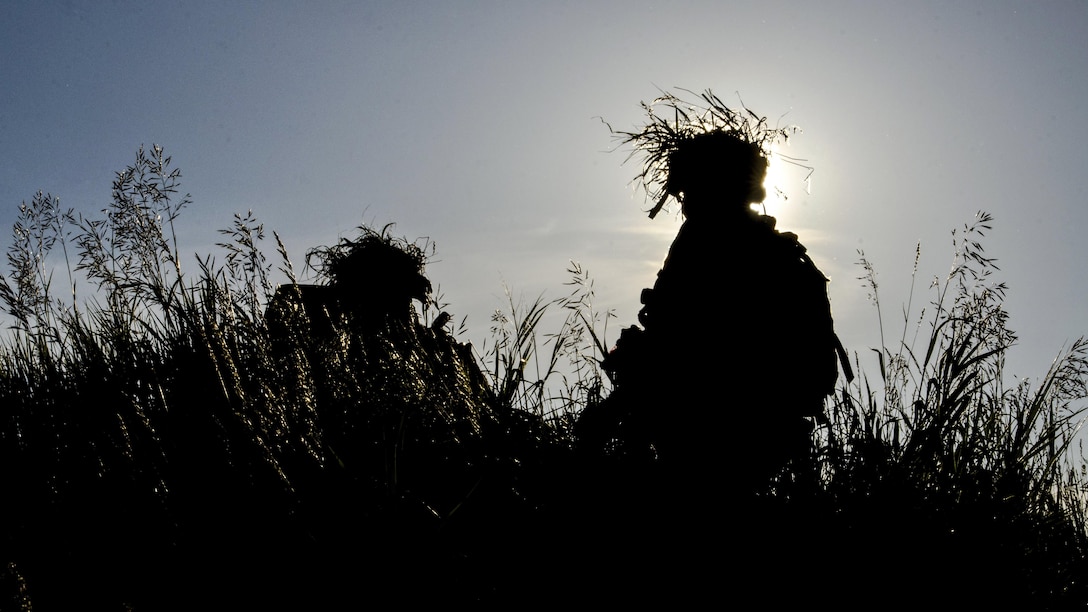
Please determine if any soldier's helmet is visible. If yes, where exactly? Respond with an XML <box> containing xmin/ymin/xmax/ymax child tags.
<box><xmin>665</xmin><ymin>131</ymin><xmax>768</xmax><ymax>219</ymax></box>
<box><xmin>610</xmin><ymin>89</ymin><xmax>793</xmax><ymax>220</ymax></box>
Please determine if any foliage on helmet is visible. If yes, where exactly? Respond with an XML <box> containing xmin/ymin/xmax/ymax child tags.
<box><xmin>305</xmin><ymin>223</ymin><xmax>433</xmax><ymax>305</ymax></box>
<box><xmin>608</xmin><ymin>88</ymin><xmax>805</xmax><ymax>219</ymax></box>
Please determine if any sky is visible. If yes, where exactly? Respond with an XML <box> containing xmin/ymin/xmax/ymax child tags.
<box><xmin>2</xmin><ymin>1</ymin><xmax>1087</xmax><ymax>409</ymax></box>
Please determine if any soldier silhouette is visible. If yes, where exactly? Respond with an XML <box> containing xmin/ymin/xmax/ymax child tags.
<box><xmin>578</xmin><ymin>91</ymin><xmax>851</xmax><ymax>495</ymax></box>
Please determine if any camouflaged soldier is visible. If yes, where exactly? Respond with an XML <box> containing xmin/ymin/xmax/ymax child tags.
<box><xmin>580</xmin><ymin>91</ymin><xmax>851</xmax><ymax>491</ymax></box>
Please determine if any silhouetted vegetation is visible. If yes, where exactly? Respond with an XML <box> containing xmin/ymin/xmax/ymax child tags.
<box><xmin>1</xmin><ymin>144</ymin><xmax>1085</xmax><ymax>610</ymax></box>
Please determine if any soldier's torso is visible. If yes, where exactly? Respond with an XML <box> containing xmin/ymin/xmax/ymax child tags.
<box><xmin>639</xmin><ymin>213</ymin><xmax>836</xmax><ymax>410</ymax></box>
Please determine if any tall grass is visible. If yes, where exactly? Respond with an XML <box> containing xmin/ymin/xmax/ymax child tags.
<box><xmin>806</xmin><ymin>211</ymin><xmax>1088</xmax><ymax>606</ymax></box>
<box><xmin>0</xmin><ymin>147</ymin><xmax>322</xmax><ymax>608</ymax></box>
<box><xmin>0</xmin><ymin>147</ymin><xmax>1085</xmax><ymax>608</ymax></box>
<box><xmin>480</xmin><ymin>260</ymin><xmax>613</xmax><ymax>425</ymax></box>
<box><xmin>0</xmin><ymin>146</ymin><xmax>560</xmax><ymax>608</ymax></box>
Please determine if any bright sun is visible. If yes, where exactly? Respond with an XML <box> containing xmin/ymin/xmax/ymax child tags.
<box><xmin>755</xmin><ymin>148</ymin><xmax>809</xmax><ymax>230</ymax></box>
<box><xmin>755</xmin><ymin>151</ymin><xmax>786</xmax><ymax>216</ymax></box>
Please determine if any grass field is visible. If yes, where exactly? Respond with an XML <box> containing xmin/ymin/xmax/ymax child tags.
<box><xmin>1</xmin><ymin>147</ymin><xmax>1086</xmax><ymax>609</ymax></box>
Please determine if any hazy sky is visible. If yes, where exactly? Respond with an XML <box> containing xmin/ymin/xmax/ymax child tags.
<box><xmin>2</xmin><ymin>1</ymin><xmax>1086</xmax><ymax>398</ymax></box>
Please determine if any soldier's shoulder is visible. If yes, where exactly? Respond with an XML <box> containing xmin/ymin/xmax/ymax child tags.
<box><xmin>749</xmin><ymin>214</ymin><xmax>805</xmax><ymax>251</ymax></box>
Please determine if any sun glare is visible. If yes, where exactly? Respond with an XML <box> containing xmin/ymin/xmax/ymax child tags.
<box><xmin>756</xmin><ymin>147</ymin><xmax>810</xmax><ymax>231</ymax></box>
<box><xmin>756</xmin><ymin>150</ymin><xmax>787</xmax><ymax>218</ymax></box>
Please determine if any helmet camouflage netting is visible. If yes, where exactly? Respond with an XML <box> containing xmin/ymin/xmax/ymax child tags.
<box><xmin>608</xmin><ymin>88</ymin><xmax>806</xmax><ymax>219</ymax></box>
